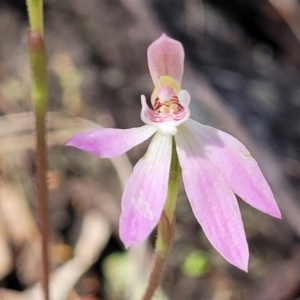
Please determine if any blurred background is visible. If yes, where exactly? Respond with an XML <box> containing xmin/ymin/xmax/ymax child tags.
<box><xmin>0</xmin><ymin>0</ymin><xmax>300</xmax><ymax>299</ymax></box>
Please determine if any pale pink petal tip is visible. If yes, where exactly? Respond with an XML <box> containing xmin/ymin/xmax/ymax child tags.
<box><xmin>227</xmin><ymin>250</ymin><xmax>249</xmax><ymax>272</ymax></box>
<box><xmin>147</xmin><ymin>33</ymin><xmax>184</xmax><ymax>85</ymax></box>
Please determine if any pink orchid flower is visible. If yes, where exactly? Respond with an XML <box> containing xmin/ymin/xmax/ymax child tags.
<box><xmin>66</xmin><ymin>34</ymin><xmax>281</xmax><ymax>271</ymax></box>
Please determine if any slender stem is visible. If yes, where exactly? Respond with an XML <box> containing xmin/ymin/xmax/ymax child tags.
<box><xmin>35</xmin><ymin>104</ymin><xmax>49</xmax><ymax>300</ymax></box>
<box><xmin>26</xmin><ymin>0</ymin><xmax>43</xmax><ymax>35</ymax></box>
<box><xmin>143</xmin><ymin>139</ymin><xmax>181</xmax><ymax>300</ymax></box>
<box><xmin>26</xmin><ymin>1</ymin><xmax>49</xmax><ymax>299</ymax></box>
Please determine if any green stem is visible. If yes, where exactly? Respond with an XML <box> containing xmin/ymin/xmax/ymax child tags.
<box><xmin>143</xmin><ymin>139</ymin><xmax>181</xmax><ymax>300</ymax></box>
<box><xmin>26</xmin><ymin>1</ymin><xmax>49</xmax><ymax>300</ymax></box>
<box><xmin>26</xmin><ymin>0</ymin><xmax>43</xmax><ymax>35</ymax></box>
<box><xmin>35</xmin><ymin>105</ymin><xmax>49</xmax><ymax>300</ymax></box>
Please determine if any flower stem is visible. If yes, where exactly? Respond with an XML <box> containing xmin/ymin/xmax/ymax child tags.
<box><xmin>26</xmin><ymin>0</ymin><xmax>43</xmax><ymax>36</ymax></box>
<box><xmin>26</xmin><ymin>1</ymin><xmax>49</xmax><ymax>300</ymax></box>
<box><xmin>143</xmin><ymin>139</ymin><xmax>181</xmax><ymax>300</ymax></box>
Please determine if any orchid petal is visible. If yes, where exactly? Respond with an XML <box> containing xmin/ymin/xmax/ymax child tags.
<box><xmin>185</xmin><ymin>119</ymin><xmax>281</xmax><ymax>218</ymax></box>
<box><xmin>178</xmin><ymin>90</ymin><xmax>191</xmax><ymax>107</ymax></box>
<box><xmin>175</xmin><ymin>127</ymin><xmax>249</xmax><ymax>271</ymax></box>
<box><xmin>66</xmin><ymin>125</ymin><xmax>157</xmax><ymax>158</ymax></box>
<box><xmin>119</xmin><ymin>133</ymin><xmax>172</xmax><ymax>247</ymax></box>
<box><xmin>147</xmin><ymin>34</ymin><xmax>184</xmax><ymax>85</ymax></box>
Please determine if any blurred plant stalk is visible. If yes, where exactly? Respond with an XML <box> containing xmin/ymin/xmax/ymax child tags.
<box><xmin>143</xmin><ymin>140</ymin><xmax>181</xmax><ymax>300</ymax></box>
<box><xmin>26</xmin><ymin>1</ymin><xmax>49</xmax><ymax>300</ymax></box>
